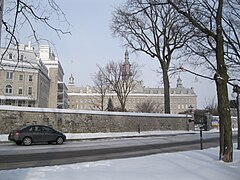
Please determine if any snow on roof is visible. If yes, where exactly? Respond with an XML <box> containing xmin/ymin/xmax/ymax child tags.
<box><xmin>0</xmin><ymin>96</ymin><xmax>36</xmax><ymax>100</ymax></box>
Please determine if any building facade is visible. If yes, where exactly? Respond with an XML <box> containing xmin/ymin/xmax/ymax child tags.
<box><xmin>68</xmin><ymin>75</ymin><xmax>197</xmax><ymax>114</ymax></box>
<box><xmin>39</xmin><ymin>45</ymin><xmax>68</xmax><ymax>109</ymax></box>
<box><xmin>0</xmin><ymin>44</ymin><xmax>50</xmax><ymax>107</ymax></box>
<box><xmin>0</xmin><ymin>43</ymin><xmax>68</xmax><ymax>108</ymax></box>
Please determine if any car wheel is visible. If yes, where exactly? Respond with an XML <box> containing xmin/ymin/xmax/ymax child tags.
<box><xmin>56</xmin><ymin>137</ymin><xmax>64</xmax><ymax>144</ymax></box>
<box><xmin>23</xmin><ymin>137</ymin><xmax>32</xmax><ymax>146</ymax></box>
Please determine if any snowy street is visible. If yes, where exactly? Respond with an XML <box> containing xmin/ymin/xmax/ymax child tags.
<box><xmin>0</xmin><ymin>131</ymin><xmax>237</xmax><ymax>170</ymax></box>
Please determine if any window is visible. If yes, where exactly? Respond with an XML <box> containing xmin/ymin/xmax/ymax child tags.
<box><xmin>5</xmin><ymin>85</ymin><xmax>13</xmax><ymax>94</ymax></box>
<box><xmin>28</xmin><ymin>87</ymin><xmax>32</xmax><ymax>95</ymax></box>
<box><xmin>9</xmin><ymin>53</ymin><xmax>13</xmax><ymax>59</ymax></box>
<box><xmin>6</xmin><ymin>71</ymin><xmax>13</xmax><ymax>80</ymax></box>
<box><xmin>18</xmin><ymin>101</ymin><xmax>24</xmax><ymax>106</ymax></box>
<box><xmin>5</xmin><ymin>100</ymin><xmax>12</xmax><ymax>105</ymax></box>
<box><xmin>20</xmin><ymin>54</ymin><xmax>24</xmax><ymax>60</ymax></box>
<box><xmin>42</xmin><ymin>127</ymin><xmax>53</xmax><ymax>133</ymax></box>
<box><xmin>19</xmin><ymin>74</ymin><xmax>23</xmax><ymax>81</ymax></box>
<box><xmin>29</xmin><ymin>126</ymin><xmax>42</xmax><ymax>132</ymax></box>
<box><xmin>18</xmin><ymin>88</ymin><xmax>23</xmax><ymax>95</ymax></box>
<box><xmin>29</xmin><ymin>75</ymin><xmax>33</xmax><ymax>82</ymax></box>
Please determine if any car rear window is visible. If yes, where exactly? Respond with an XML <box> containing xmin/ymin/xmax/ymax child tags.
<box><xmin>19</xmin><ymin>126</ymin><xmax>30</xmax><ymax>131</ymax></box>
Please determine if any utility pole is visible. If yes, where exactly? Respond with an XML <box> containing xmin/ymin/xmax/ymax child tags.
<box><xmin>231</xmin><ymin>80</ymin><xmax>240</xmax><ymax>150</ymax></box>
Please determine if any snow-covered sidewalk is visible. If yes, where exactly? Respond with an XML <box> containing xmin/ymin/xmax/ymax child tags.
<box><xmin>0</xmin><ymin>144</ymin><xmax>239</xmax><ymax>180</ymax></box>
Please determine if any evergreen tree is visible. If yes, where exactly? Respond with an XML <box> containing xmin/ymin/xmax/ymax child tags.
<box><xmin>106</xmin><ymin>97</ymin><xmax>114</xmax><ymax>111</ymax></box>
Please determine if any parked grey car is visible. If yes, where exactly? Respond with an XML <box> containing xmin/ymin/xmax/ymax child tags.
<box><xmin>8</xmin><ymin>125</ymin><xmax>66</xmax><ymax>146</ymax></box>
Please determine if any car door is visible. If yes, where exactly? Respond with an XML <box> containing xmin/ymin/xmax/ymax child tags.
<box><xmin>32</xmin><ymin>126</ymin><xmax>44</xmax><ymax>143</ymax></box>
<box><xmin>42</xmin><ymin>126</ymin><xmax>56</xmax><ymax>142</ymax></box>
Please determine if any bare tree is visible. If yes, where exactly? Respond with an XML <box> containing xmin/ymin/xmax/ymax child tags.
<box><xmin>204</xmin><ymin>97</ymin><xmax>219</xmax><ymax>116</ymax></box>
<box><xmin>111</xmin><ymin>0</ymin><xmax>194</xmax><ymax>113</ymax></box>
<box><xmin>136</xmin><ymin>99</ymin><xmax>163</xmax><ymax>113</ymax></box>
<box><xmin>177</xmin><ymin>0</ymin><xmax>240</xmax><ymax>80</ymax></box>
<box><xmin>0</xmin><ymin>0</ymin><xmax>70</xmax><ymax>65</ymax></box>
<box><xmin>162</xmin><ymin>0</ymin><xmax>233</xmax><ymax>162</ymax></box>
<box><xmin>97</xmin><ymin>60</ymin><xmax>142</xmax><ymax>112</ymax></box>
<box><xmin>222</xmin><ymin>0</ymin><xmax>240</xmax><ymax>79</ymax></box>
<box><xmin>92</xmin><ymin>70</ymin><xmax>109</xmax><ymax>111</ymax></box>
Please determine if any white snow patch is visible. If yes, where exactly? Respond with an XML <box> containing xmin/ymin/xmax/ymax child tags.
<box><xmin>0</xmin><ymin>145</ymin><xmax>239</xmax><ymax>180</ymax></box>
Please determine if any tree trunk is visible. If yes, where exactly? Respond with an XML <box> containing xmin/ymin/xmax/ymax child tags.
<box><xmin>162</xmin><ymin>69</ymin><xmax>171</xmax><ymax>114</ymax></box>
<box><xmin>215</xmin><ymin>0</ymin><xmax>233</xmax><ymax>162</ymax></box>
<box><xmin>101</xmin><ymin>95</ymin><xmax>104</xmax><ymax>111</ymax></box>
<box><xmin>215</xmin><ymin>75</ymin><xmax>233</xmax><ymax>162</ymax></box>
<box><xmin>118</xmin><ymin>95</ymin><xmax>126</xmax><ymax>112</ymax></box>
<box><xmin>120</xmin><ymin>100</ymin><xmax>126</xmax><ymax>112</ymax></box>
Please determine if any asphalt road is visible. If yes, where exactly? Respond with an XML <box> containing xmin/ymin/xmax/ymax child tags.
<box><xmin>0</xmin><ymin>132</ymin><xmax>237</xmax><ymax>170</ymax></box>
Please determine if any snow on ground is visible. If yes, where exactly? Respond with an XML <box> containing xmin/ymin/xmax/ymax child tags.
<box><xmin>0</xmin><ymin>144</ymin><xmax>239</xmax><ymax>180</ymax></box>
<box><xmin>0</xmin><ymin>130</ymin><xmax>239</xmax><ymax>179</ymax></box>
<box><xmin>0</xmin><ymin>130</ymin><xmax>187</xmax><ymax>142</ymax></box>
<box><xmin>0</xmin><ymin>129</ymin><xmax>221</xmax><ymax>142</ymax></box>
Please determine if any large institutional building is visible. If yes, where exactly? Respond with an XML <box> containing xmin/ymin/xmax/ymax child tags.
<box><xmin>0</xmin><ymin>43</ymin><xmax>68</xmax><ymax>108</ymax></box>
<box><xmin>68</xmin><ymin>50</ymin><xmax>197</xmax><ymax>114</ymax></box>
<box><xmin>67</xmin><ymin>75</ymin><xmax>197</xmax><ymax>114</ymax></box>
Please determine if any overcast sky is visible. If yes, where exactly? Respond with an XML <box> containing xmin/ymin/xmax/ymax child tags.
<box><xmin>3</xmin><ymin>0</ymin><xmax>224</xmax><ymax>108</ymax></box>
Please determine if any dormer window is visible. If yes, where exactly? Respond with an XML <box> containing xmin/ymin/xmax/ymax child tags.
<box><xmin>9</xmin><ymin>53</ymin><xmax>13</xmax><ymax>59</ymax></box>
<box><xmin>20</xmin><ymin>54</ymin><xmax>24</xmax><ymax>60</ymax></box>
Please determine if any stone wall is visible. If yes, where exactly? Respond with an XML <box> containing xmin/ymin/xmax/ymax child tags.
<box><xmin>0</xmin><ymin>106</ymin><xmax>193</xmax><ymax>134</ymax></box>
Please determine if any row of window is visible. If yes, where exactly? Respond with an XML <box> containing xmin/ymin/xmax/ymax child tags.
<box><xmin>0</xmin><ymin>99</ymin><xmax>35</xmax><ymax>107</ymax></box>
<box><xmin>69</xmin><ymin>97</ymin><xmax>194</xmax><ymax>105</ymax></box>
<box><xmin>69</xmin><ymin>98</ymin><xmax>194</xmax><ymax>106</ymax></box>
<box><xmin>5</xmin><ymin>85</ymin><xmax>33</xmax><ymax>95</ymax></box>
<box><xmin>69</xmin><ymin>98</ymin><xmax>193</xmax><ymax>111</ymax></box>
<box><xmin>8</xmin><ymin>53</ymin><xmax>24</xmax><ymax>60</ymax></box>
<box><xmin>6</xmin><ymin>71</ymin><xmax>33</xmax><ymax>81</ymax></box>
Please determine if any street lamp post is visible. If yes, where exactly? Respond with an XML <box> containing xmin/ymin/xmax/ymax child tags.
<box><xmin>187</xmin><ymin>105</ymin><xmax>194</xmax><ymax>131</ymax></box>
<box><xmin>231</xmin><ymin>80</ymin><xmax>240</xmax><ymax>150</ymax></box>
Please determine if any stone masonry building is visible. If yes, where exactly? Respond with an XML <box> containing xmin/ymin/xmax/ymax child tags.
<box><xmin>0</xmin><ymin>43</ymin><xmax>68</xmax><ymax>108</ymax></box>
<box><xmin>0</xmin><ymin>44</ymin><xmax>50</xmax><ymax>107</ymax></box>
